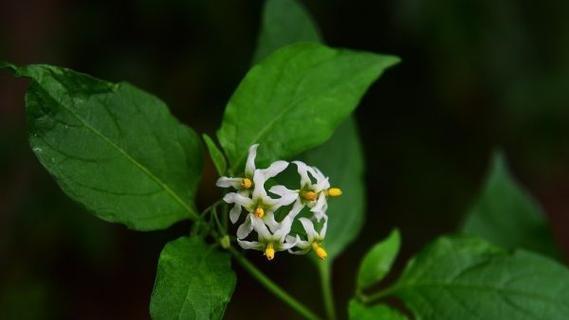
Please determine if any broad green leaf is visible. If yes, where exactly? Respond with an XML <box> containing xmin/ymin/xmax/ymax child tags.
<box><xmin>203</xmin><ymin>134</ymin><xmax>227</xmax><ymax>176</ymax></box>
<box><xmin>462</xmin><ymin>152</ymin><xmax>559</xmax><ymax>258</ymax></box>
<box><xmin>4</xmin><ymin>63</ymin><xmax>202</xmax><ymax>230</ymax></box>
<box><xmin>252</xmin><ymin>0</ymin><xmax>321</xmax><ymax>64</ymax></box>
<box><xmin>387</xmin><ymin>236</ymin><xmax>569</xmax><ymax>320</ymax></box>
<box><xmin>299</xmin><ymin>118</ymin><xmax>366</xmax><ymax>260</ymax></box>
<box><xmin>349</xmin><ymin>300</ymin><xmax>408</xmax><ymax>320</ymax></box>
<box><xmin>357</xmin><ymin>229</ymin><xmax>400</xmax><ymax>290</ymax></box>
<box><xmin>218</xmin><ymin>42</ymin><xmax>399</xmax><ymax>172</ymax></box>
<box><xmin>150</xmin><ymin>236</ymin><xmax>236</xmax><ymax>320</ymax></box>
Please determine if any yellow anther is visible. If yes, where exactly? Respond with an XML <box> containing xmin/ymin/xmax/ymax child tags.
<box><xmin>241</xmin><ymin>178</ymin><xmax>253</xmax><ymax>189</ymax></box>
<box><xmin>302</xmin><ymin>190</ymin><xmax>318</xmax><ymax>201</ymax></box>
<box><xmin>312</xmin><ymin>242</ymin><xmax>328</xmax><ymax>260</ymax></box>
<box><xmin>264</xmin><ymin>243</ymin><xmax>275</xmax><ymax>261</ymax></box>
<box><xmin>254</xmin><ymin>207</ymin><xmax>265</xmax><ymax>218</ymax></box>
<box><xmin>327</xmin><ymin>187</ymin><xmax>343</xmax><ymax>197</ymax></box>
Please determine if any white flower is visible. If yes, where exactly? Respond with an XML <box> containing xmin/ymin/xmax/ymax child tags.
<box><xmin>223</xmin><ymin>160</ymin><xmax>292</xmax><ymax>239</ymax></box>
<box><xmin>270</xmin><ymin>161</ymin><xmax>342</xmax><ymax>222</ymax></box>
<box><xmin>216</xmin><ymin>144</ymin><xmax>259</xmax><ymax>192</ymax></box>
<box><xmin>237</xmin><ymin>215</ymin><xmax>298</xmax><ymax>261</ymax></box>
<box><xmin>289</xmin><ymin>217</ymin><xmax>329</xmax><ymax>260</ymax></box>
<box><xmin>217</xmin><ymin>144</ymin><xmax>339</xmax><ymax>262</ymax></box>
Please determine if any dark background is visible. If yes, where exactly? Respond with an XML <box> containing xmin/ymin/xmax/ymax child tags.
<box><xmin>1</xmin><ymin>0</ymin><xmax>568</xmax><ymax>319</ymax></box>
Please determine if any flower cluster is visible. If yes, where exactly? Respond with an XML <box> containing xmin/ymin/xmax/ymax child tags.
<box><xmin>217</xmin><ymin>144</ymin><xmax>342</xmax><ymax>261</ymax></box>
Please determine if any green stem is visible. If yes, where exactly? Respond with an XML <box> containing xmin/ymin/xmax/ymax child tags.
<box><xmin>318</xmin><ymin>262</ymin><xmax>336</xmax><ymax>320</ymax></box>
<box><xmin>229</xmin><ymin>248</ymin><xmax>322</xmax><ymax>320</ymax></box>
<box><xmin>211</xmin><ymin>206</ymin><xmax>225</xmax><ymax>234</ymax></box>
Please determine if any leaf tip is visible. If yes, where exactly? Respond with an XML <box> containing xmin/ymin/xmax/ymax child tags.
<box><xmin>0</xmin><ymin>61</ymin><xmax>19</xmax><ymax>74</ymax></box>
<box><xmin>383</xmin><ymin>55</ymin><xmax>402</xmax><ymax>68</ymax></box>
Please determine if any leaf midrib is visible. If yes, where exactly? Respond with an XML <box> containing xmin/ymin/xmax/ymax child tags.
<box><xmin>37</xmin><ymin>79</ymin><xmax>198</xmax><ymax>220</ymax></box>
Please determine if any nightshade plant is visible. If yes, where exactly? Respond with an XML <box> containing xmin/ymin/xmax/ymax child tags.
<box><xmin>2</xmin><ymin>0</ymin><xmax>569</xmax><ymax>319</ymax></box>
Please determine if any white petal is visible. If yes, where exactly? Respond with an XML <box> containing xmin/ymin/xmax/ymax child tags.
<box><xmin>251</xmin><ymin>216</ymin><xmax>271</xmax><ymax>239</ymax></box>
<box><xmin>280</xmin><ymin>235</ymin><xmax>300</xmax><ymax>251</ymax></box>
<box><xmin>312</xmin><ymin>209</ymin><xmax>327</xmax><ymax>223</ymax></box>
<box><xmin>314</xmin><ymin>176</ymin><xmax>330</xmax><ymax>192</ymax></box>
<box><xmin>269</xmin><ymin>185</ymin><xmax>297</xmax><ymax>197</ymax></box>
<box><xmin>245</xmin><ymin>144</ymin><xmax>259</xmax><ymax>176</ymax></box>
<box><xmin>320</xmin><ymin>216</ymin><xmax>328</xmax><ymax>238</ymax></box>
<box><xmin>229</xmin><ymin>204</ymin><xmax>242</xmax><ymax>224</ymax></box>
<box><xmin>259</xmin><ymin>160</ymin><xmax>288</xmax><ymax>179</ymax></box>
<box><xmin>274</xmin><ymin>215</ymin><xmax>293</xmax><ymax>240</ymax></box>
<box><xmin>311</xmin><ymin>193</ymin><xmax>328</xmax><ymax>221</ymax></box>
<box><xmin>293</xmin><ymin>161</ymin><xmax>313</xmax><ymax>188</ymax></box>
<box><xmin>285</xmin><ymin>235</ymin><xmax>297</xmax><ymax>244</ymax></box>
<box><xmin>237</xmin><ymin>239</ymin><xmax>262</xmax><ymax>250</ymax></box>
<box><xmin>270</xmin><ymin>185</ymin><xmax>299</xmax><ymax>207</ymax></box>
<box><xmin>263</xmin><ymin>212</ymin><xmax>279</xmax><ymax>233</ymax></box>
<box><xmin>223</xmin><ymin>192</ymin><xmax>253</xmax><ymax>209</ymax></box>
<box><xmin>308</xmin><ymin>166</ymin><xmax>330</xmax><ymax>191</ymax></box>
<box><xmin>216</xmin><ymin>177</ymin><xmax>242</xmax><ymax>189</ymax></box>
<box><xmin>299</xmin><ymin>217</ymin><xmax>317</xmax><ymax>241</ymax></box>
<box><xmin>236</xmin><ymin>217</ymin><xmax>254</xmax><ymax>239</ymax></box>
<box><xmin>252</xmin><ymin>170</ymin><xmax>269</xmax><ymax>199</ymax></box>
<box><xmin>286</xmin><ymin>200</ymin><xmax>304</xmax><ymax>219</ymax></box>
<box><xmin>288</xmin><ymin>238</ymin><xmax>311</xmax><ymax>253</ymax></box>
<box><xmin>263</xmin><ymin>196</ymin><xmax>280</xmax><ymax>210</ymax></box>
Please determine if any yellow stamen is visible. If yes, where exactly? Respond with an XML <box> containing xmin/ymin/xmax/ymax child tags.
<box><xmin>312</xmin><ymin>242</ymin><xmax>328</xmax><ymax>260</ymax></box>
<box><xmin>254</xmin><ymin>207</ymin><xmax>265</xmax><ymax>218</ymax></box>
<box><xmin>241</xmin><ymin>178</ymin><xmax>253</xmax><ymax>189</ymax></box>
<box><xmin>327</xmin><ymin>187</ymin><xmax>343</xmax><ymax>197</ymax></box>
<box><xmin>264</xmin><ymin>243</ymin><xmax>275</xmax><ymax>261</ymax></box>
<box><xmin>302</xmin><ymin>190</ymin><xmax>318</xmax><ymax>201</ymax></box>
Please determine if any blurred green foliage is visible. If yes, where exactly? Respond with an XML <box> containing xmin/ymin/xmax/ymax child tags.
<box><xmin>1</xmin><ymin>0</ymin><xmax>568</xmax><ymax>319</ymax></box>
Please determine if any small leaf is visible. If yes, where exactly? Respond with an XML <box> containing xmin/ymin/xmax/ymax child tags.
<box><xmin>357</xmin><ymin>229</ymin><xmax>401</xmax><ymax>291</ymax></box>
<box><xmin>253</xmin><ymin>0</ymin><xmax>321</xmax><ymax>64</ymax></box>
<box><xmin>387</xmin><ymin>235</ymin><xmax>569</xmax><ymax>320</ymax></box>
<box><xmin>203</xmin><ymin>134</ymin><xmax>227</xmax><ymax>176</ymax></box>
<box><xmin>462</xmin><ymin>151</ymin><xmax>559</xmax><ymax>258</ymax></box>
<box><xmin>8</xmin><ymin>64</ymin><xmax>203</xmax><ymax>230</ymax></box>
<box><xmin>218</xmin><ymin>42</ymin><xmax>399</xmax><ymax>172</ymax></box>
<box><xmin>150</xmin><ymin>236</ymin><xmax>236</xmax><ymax>320</ymax></box>
<box><xmin>348</xmin><ymin>300</ymin><xmax>408</xmax><ymax>320</ymax></box>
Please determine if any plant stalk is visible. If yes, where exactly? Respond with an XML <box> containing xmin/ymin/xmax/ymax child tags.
<box><xmin>318</xmin><ymin>262</ymin><xmax>336</xmax><ymax>320</ymax></box>
<box><xmin>229</xmin><ymin>248</ymin><xmax>322</xmax><ymax>320</ymax></box>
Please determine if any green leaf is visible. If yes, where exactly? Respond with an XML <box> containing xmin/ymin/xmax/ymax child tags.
<box><xmin>299</xmin><ymin>118</ymin><xmax>366</xmax><ymax>259</ymax></box>
<box><xmin>0</xmin><ymin>61</ymin><xmax>16</xmax><ymax>70</ymax></box>
<box><xmin>203</xmin><ymin>134</ymin><xmax>227</xmax><ymax>176</ymax></box>
<box><xmin>9</xmin><ymin>64</ymin><xmax>203</xmax><ymax>230</ymax></box>
<box><xmin>357</xmin><ymin>229</ymin><xmax>401</xmax><ymax>291</ymax></box>
<box><xmin>150</xmin><ymin>236</ymin><xmax>236</xmax><ymax>320</ymax></box>
<box><xmin>252</xmin><ymin>0</ymin><xmax>321</xmax><ymax>64</ymax></box>
<box><xmin>349</xmin><ymin>300</ymin><xmax>408</xmax><ymax>320</ymax></box>
<box><xmin>387</xmin><ymin>236</ymin><xmax>569</xmax><ymax>320</ymax></box>
<box><xmin>218</xmin><ymin>42</ymin><xmax>399</xmax><ymax>172</ymax></box>
<box><xmin>462</xmin><ymin>152</ymin><xmax>559</xmax><ymax>258</ymax></box>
